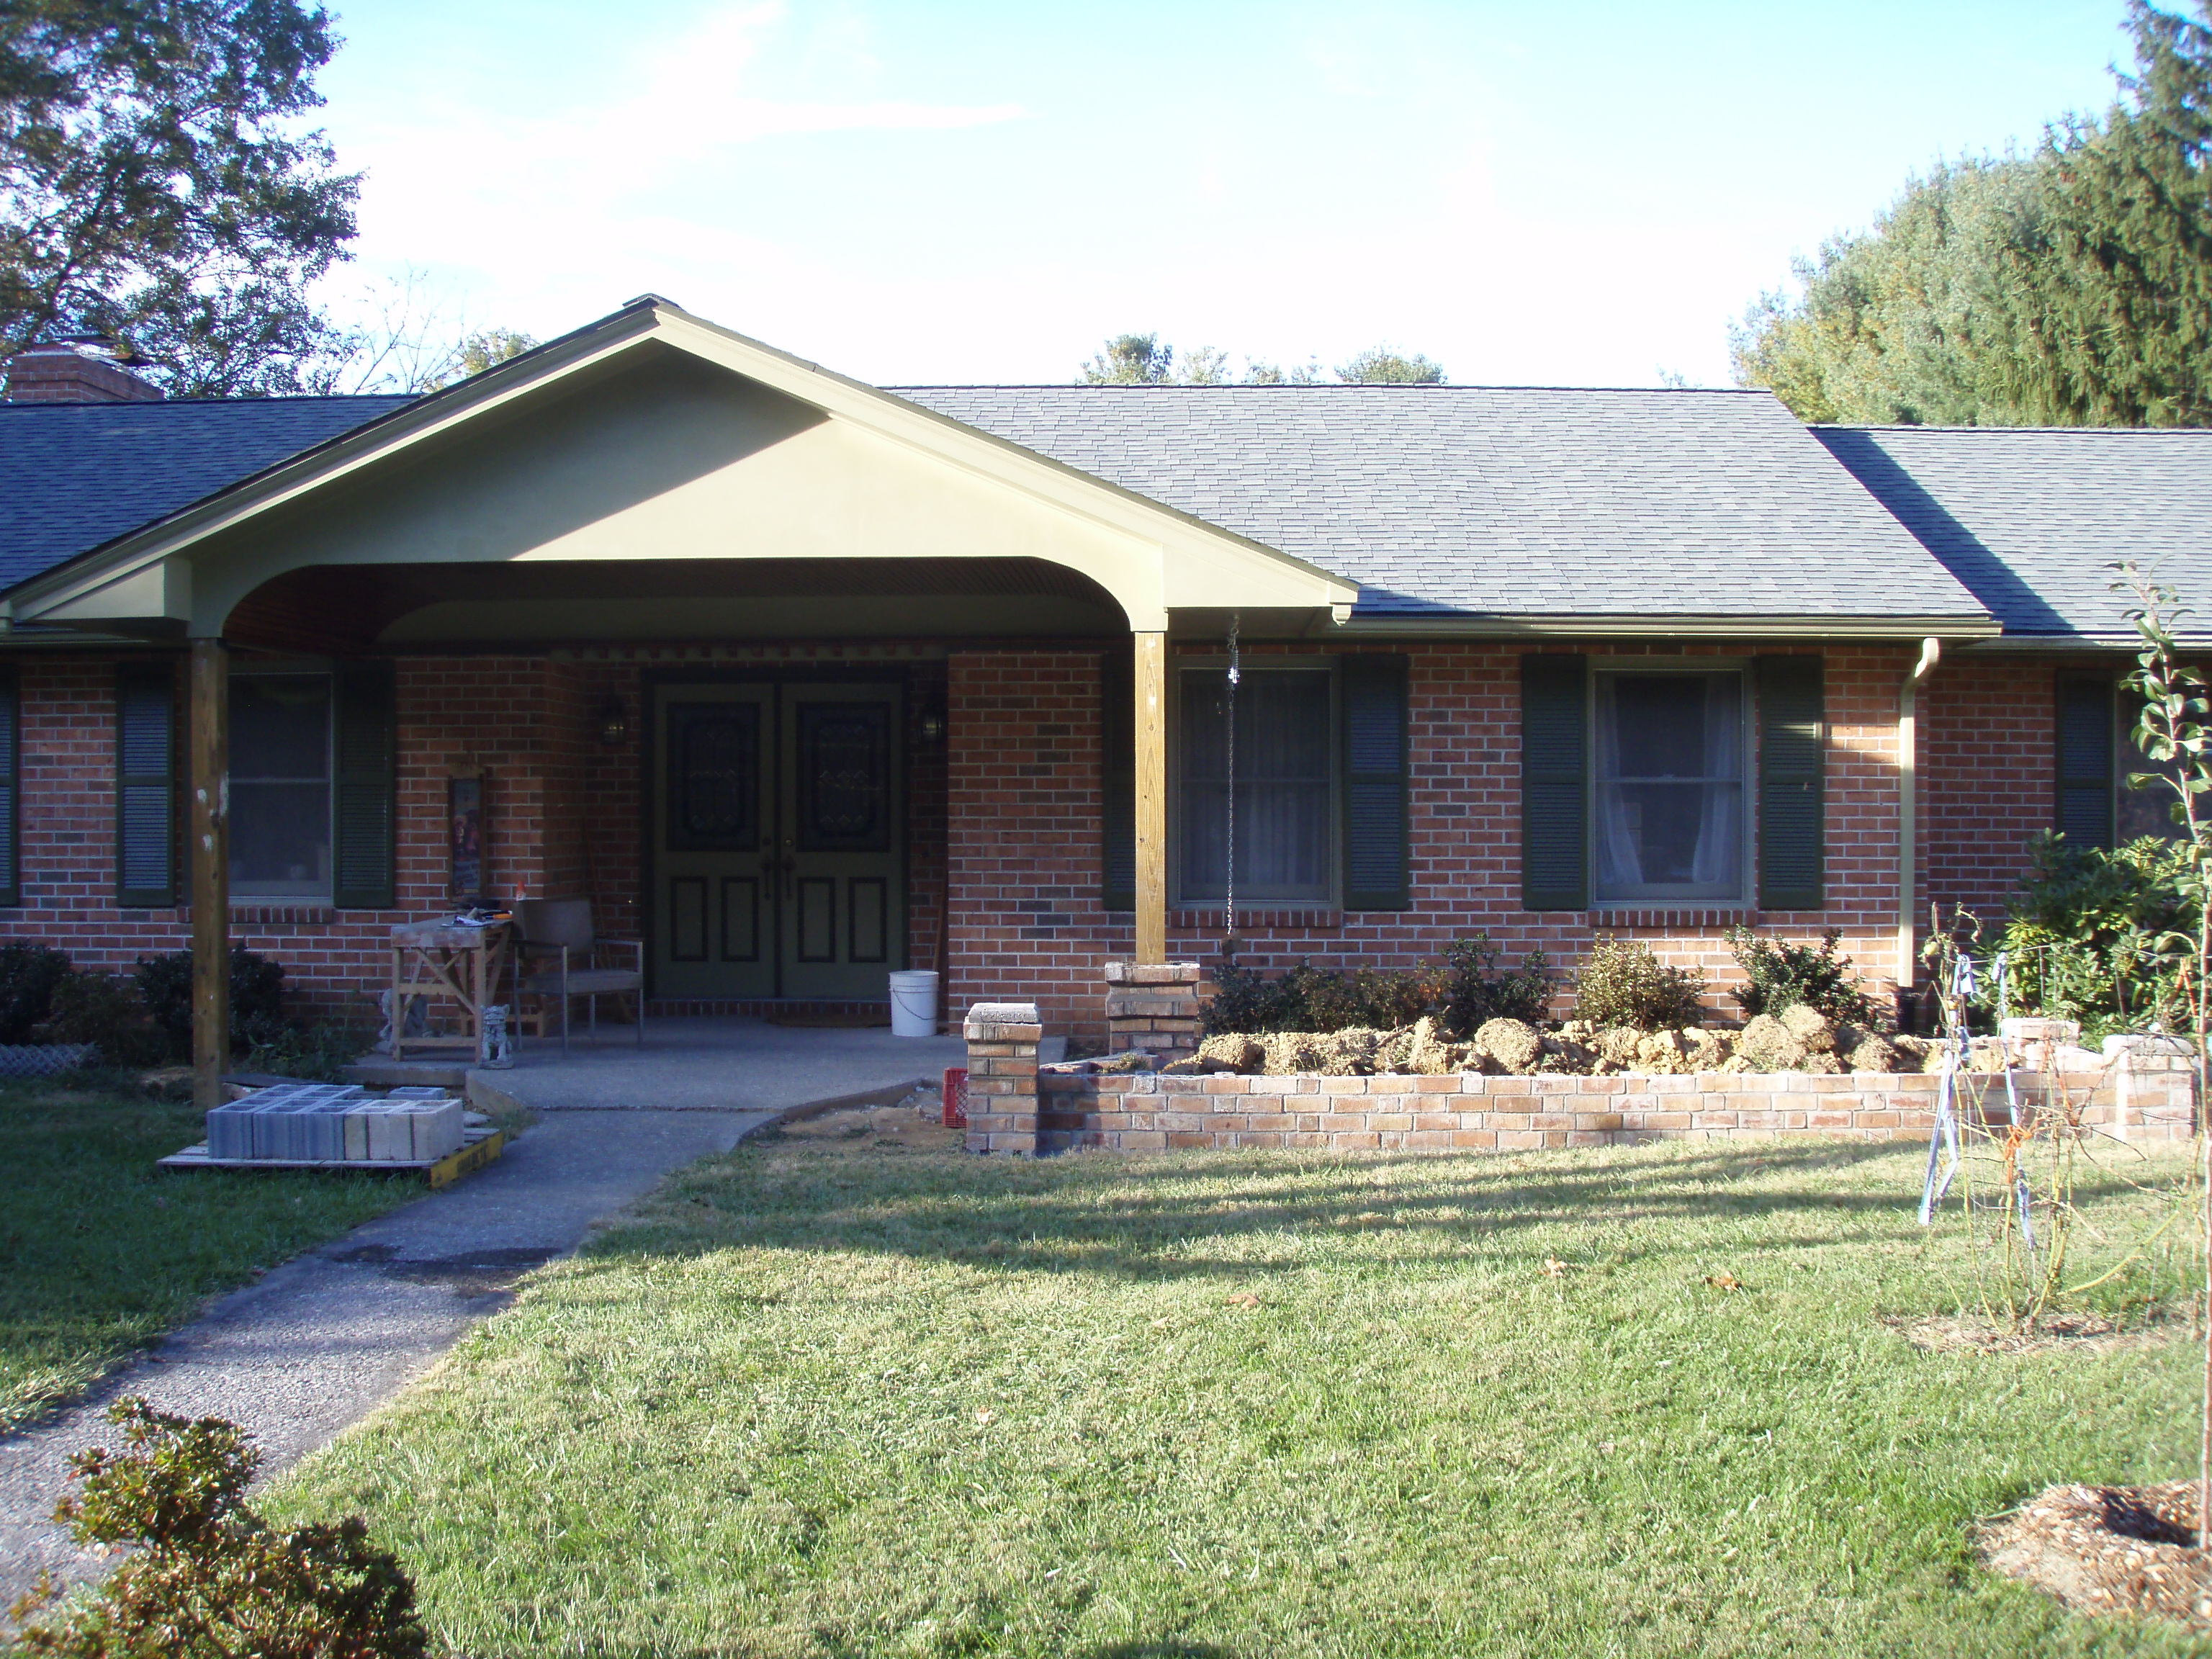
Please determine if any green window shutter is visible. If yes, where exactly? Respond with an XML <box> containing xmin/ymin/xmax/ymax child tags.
<box><xmin>2056</xmin><ymin>673</ymin><xmax>2116</xmax><ymax>850</ymax></box>
<box><xmin>333</xmin><ymin>662</ymin><xmax>397</xmax><ymax>909</ymax></box>
<box><xmin>1102</xmin><ymin>649</ymin><xmax>1134</xmax><ymax>911</ymax></box>
<box><xmin>1341</xmin><ymin>654</ymin><xmax>1410</xmax><ymax>909</ymax></box>
<box><xmin>116</xmin><ymin>665</ymin><xmax>176</xmax><ymax>907</ymax></box>
<box><xmin>0</xmin><ymin>667</ymin><xmax>18</xmax><ymax>907</ymax></box>
<box><xmin>1756</xmin><ymin>656</ymin><xmax>1825</xmax><ymax>910</ymax></box>
<box><xmin>1521</xmin><ymin>654</ymin><xmax>1588</xmax><ymax>911</ymax></box>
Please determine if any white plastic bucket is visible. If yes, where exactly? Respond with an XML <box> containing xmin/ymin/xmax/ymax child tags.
<box><xmin>888</xmin><ymin>971</ymin><xmax>940</xmax><ymax>1038</ymax></box>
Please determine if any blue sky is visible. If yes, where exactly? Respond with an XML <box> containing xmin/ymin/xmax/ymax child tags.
<box><xmin>313</xmin><ymin>1</ymin><xmax>2139</xmax><ymax>387</ymax></box>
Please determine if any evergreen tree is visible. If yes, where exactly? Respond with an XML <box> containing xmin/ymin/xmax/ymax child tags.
<box><xmin>2001</xmin><ymin>1</ymin><xmax>2212</xmax><ymax>424</ymax></box>
<box><xmin>1734</xmin><ymin>1</ymin><xmax>2212</xmax><ymax>428</ymax></box>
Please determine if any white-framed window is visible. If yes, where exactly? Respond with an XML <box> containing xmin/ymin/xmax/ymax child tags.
<box><xmin>1592</xmin><ymin>667</ymin><xmax>1748</xmax><ymax>904</ymax></box>
<box><xmin>229</xmin><ymin>672</ymin><xmax>333</xmax><ymax>899</ymax></box>
<box><xmin>1175</xmin><ymin>663</ymin><xmax>1336</xmax><ymax>904</ymax></box>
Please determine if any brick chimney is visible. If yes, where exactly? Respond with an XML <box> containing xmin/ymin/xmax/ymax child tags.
<box><xmin>4</xmin><ymin>336</ymin><xmax>164</xmax><ymax>404</ymax></box>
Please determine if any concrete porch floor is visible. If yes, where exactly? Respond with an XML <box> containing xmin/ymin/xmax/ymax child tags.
<box><xmin>456</xmin><ymin>1016</ymin><xmax>966</xmax><ymax>1112</ymax></box>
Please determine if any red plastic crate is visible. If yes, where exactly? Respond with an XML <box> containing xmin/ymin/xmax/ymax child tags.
<box><xmin>942</xmin><ymin>1066</ymin><xmax>968</xmax><ymax>1128</ymax></box>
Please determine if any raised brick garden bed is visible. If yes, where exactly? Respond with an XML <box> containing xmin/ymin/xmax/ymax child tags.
<box><xmin>1030</xmin><ymin>1047</ymin><xmax>2196</xmax><ymax>1154</ymax></box>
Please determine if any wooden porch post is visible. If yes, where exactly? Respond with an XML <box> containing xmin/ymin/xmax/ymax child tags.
<box><xmin>189</xmin><ymin>639</ymin><xmax>229</xmax><ymax>1110</ymax></box>
<box><xmin>1133</xmin><ymin>630</ymin><xmax>1166</xmax><ymax>964</ymax></box>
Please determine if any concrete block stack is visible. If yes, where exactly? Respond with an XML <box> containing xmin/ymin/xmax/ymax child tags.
<box><xmin>206</xmin><ymin>1083</ymin><xmax>466</xmax><ymax>1163</ymax></box>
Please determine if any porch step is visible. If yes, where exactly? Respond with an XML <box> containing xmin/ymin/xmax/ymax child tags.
<box><xmin>645</xmin><ymin>997</ymin><xmax>892</xmax><ymax>1025</ymax></box>
<box><xmin>342</xmin><ymin>1057</ymin><xmax>472</xmax><ymax>1089</ymax></box>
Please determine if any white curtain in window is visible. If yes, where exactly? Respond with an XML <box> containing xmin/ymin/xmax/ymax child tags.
<box><xmin>1595</xmin><ymin>673</ymin><xmax>1742</xmax><ymax>900</ymax></box>
<box><xmin>1594</xmin><ymin>685</ymin><xmax>1642</xmax><ymax>894</ymax></box>
<box><xmin>1689</xmin><ymin>678</ymin><xmax>1740</xmax><ymax>886</ymax></box>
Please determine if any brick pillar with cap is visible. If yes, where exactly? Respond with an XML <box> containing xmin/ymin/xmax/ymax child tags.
<box><xmin>964</xmin><ymin>1000</ymin><xmax>1041</xmax><ymax>1155</ymax></box>
<box><xmin>1105</xmin><ymin>961</ymin><xmax>1207</xmax><ymax>1063</ymax></box>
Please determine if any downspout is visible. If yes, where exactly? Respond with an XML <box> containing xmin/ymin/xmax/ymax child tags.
<box><xmin>1897</xmin><ymin>637</ymin><xmax>1942</xmax><ymax>1015</ymax></box>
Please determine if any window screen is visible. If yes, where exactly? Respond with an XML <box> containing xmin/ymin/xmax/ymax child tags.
<box><xmin>230</xmin><ymin>674</ymin><xmax>332</xmax><ymax>898</ymax></box>
<box><xmin>1593</xmin><ymin>670</ymin><xmax>1745</xmax><ymax>903</ymax></box>
<box><xmin>1179</xmin><ymin>667</ymin><xmax>1332</xmax><ymax>902</ymax></box>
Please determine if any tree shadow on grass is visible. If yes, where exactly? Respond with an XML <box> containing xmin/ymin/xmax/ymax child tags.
<box><xmin>583</xmin><ymin>1135</ymin><xmax>2051</xmax><ymax>1287</ymax></box>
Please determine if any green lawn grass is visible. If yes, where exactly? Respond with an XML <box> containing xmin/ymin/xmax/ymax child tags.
<box><xmin>0</xmin><ymin>1079</ymin><xmax>425</xmax><ymax>1431</ymax></box>
<box><xmin>274</xmin><ymin>1115</ymin><xmax>2204</xmax><ymax>1658</ymax></box>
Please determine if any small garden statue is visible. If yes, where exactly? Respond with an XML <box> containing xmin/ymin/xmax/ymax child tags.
<box><xmin>479</xmin><ymin>1004</ymin><xmax>513</xmax><ymax>1069</ymax></box>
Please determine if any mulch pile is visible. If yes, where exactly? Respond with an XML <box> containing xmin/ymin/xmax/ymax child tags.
<box><xmin>1979</xmin><ymin>1480</ymin><xmax>2212</xmax><ymax>1631</ymax></box>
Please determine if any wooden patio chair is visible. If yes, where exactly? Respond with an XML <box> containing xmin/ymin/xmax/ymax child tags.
<box><xmin>513</xmin><ymin>898</ymin><xmax>644</xmax><ymax>1053</ymax></box>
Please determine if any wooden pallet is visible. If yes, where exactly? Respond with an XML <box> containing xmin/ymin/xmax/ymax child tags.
<box><xmin>159</xmin><ymin>1124</ymin><xmax>505</xmax><ymax>1189</ymax></box>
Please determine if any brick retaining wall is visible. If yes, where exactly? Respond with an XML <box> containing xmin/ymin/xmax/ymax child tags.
<box><xmin>1037</xmin><ymin>1051</ymin><xmax>2197</xmax><ymax>1154</ymax></box>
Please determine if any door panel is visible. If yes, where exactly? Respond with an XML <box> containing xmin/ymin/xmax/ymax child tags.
<box><xmin>651</xmin><ymin>679</ymin><xmax>904</xmax><ymax>1001</ymax></box>
<box><xmin>653</xmin><ymin>685</ymin><xmax>776</xmax><ymax>998</ymax></box>
<box><xmin>849</xmin><ymin>877</ymin><xmax>888</xmax><ymax>963</ymax></box>
<box><xmin>720</xmin><ymin>876</ymin><xmax>761</xmax><ymax>962</ymax></box>
<box><xmin>780</xmin><ymin>685</ymin><xmax>904</xmax><ymax>998</ymax></box>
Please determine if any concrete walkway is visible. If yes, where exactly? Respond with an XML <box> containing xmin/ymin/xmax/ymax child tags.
<box><xmin>0</xmin><ymin>1108</ymin><xmax>776</xmax><ymax>1604</ymax></box>
<box><xmin>472</xmin><ymin>1016</ymin><xmax>966</xmax><ymax>1112</ymax></box>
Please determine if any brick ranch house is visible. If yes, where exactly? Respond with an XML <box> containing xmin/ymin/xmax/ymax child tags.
<box><xmin>0</xmin><ymin>296</ymin><xmax>2205</xmax><ymax>1109</ymax></box>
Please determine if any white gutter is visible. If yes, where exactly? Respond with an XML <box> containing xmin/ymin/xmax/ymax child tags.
<box><xmin>1897</xmin><ymin>637</ymin><xmax>1942</xmax><ymax>1001</ymax></box>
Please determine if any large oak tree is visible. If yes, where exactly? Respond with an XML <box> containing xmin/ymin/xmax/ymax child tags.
<box><xmin>0</xmin><ymin>0</ymin><xmax>359</xmax><ymax>396</ymax></box>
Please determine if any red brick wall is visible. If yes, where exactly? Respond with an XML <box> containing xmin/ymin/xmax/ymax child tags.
<box><xmin>0</xmin><ymin>638</ymin><xmax>2091</xmax><ymax>1048</ymax></box>
<box><xmin>0</xmin><ymin>644</ymin><xmax>953</xmax><ymax>1030</ymax></box>
<box><xmin>1158</xmin><ymin>640</ymin><xmax>1913</xmax><ymax>1020</ymax></box>
<box><xmin>1918</xmin><ymin>656</ymin><xmax>2058</xmax><ymax>935</ymax></box>
<box><xmin>945</xmin><ymin>650</ymin><xmax>1125</xmax><ymax>1043</ymax></box>
<box><xmin>2</xmin><ymin>655</ymin><xmax>607</xmax><ymax>1024</ymax></box>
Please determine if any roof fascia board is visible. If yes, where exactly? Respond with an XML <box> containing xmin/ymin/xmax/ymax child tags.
<box><xmin>1321</xmin><ymin>612</ymin><xmax>2003</xmax><ymax>641</ymax></box>
<box><xmin>10</xmin><ymin>307</ymin><xmax>664</xmax><ymax>619</ymax></box>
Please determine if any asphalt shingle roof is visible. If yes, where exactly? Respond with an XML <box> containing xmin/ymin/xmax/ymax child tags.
<box><xmin>1812</xmin><ymin>425</ymin><xmax>2212</xmax><ymax>641</ymax></box>
<box><xmin>894</xmin><ymin>384</ymin><xmax>1992</xmax><ymax>623</ymax></box>
<box><xmin>0</xmin><ymin>395</ymin><xmax>411</xmax><ymax>590</ymax></box>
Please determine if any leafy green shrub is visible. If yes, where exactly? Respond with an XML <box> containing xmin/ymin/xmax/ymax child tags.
<box><xmin>133</xmin><ymin>945</ymin><xmax>289</xmax><ymax>1058</ymax></box>
<box><xmin>1437</xmin><ymin>933</ymin><xmax>1556</xmax><ymax>1035</ymax></box>
<box><xmin>1570</xmin><ymin>937</ymin><xmax>1708</xmax><ymax>1031</ymax></box>
<box><xmin>1978</xmin><ymin>831</ymin><xmax>2195</xmax><ymax>1039</ymax></box>
<box><xmin>243</xmin><ymin>1024</ymin><xmax>367</xmax><ymax>1082</ymax></box>
<box><xmin>1201</xmin><ymin>937</ymin><xmax>1557</xmax><ymax>1037</ymax></box>
<box><xmin>0</xmin><ymin>943</ymin><xmax>72</xmax><ymax>1044</ymax></box>
<box><xmin>6</xmin><ymin>1396</ymin><xmax>427</xmax><ymax>1658</ymax></box>
<box><xmin>1204</xmin><ymin>961</ymin><xmax>1444</xmax><ymax>1035</ymax></box>
<box><xmin>1724</xmin><ymin>926</ymin><xmax>1876</xmax><ymax>1025</ymax></box>
<box><xmin>40</xmin><ymin>971</ymin><xmax>170</xmax><ymax>1067</ymax></box>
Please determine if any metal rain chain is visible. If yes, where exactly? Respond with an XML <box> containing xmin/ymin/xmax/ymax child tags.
<box><xmin>1223</xmin><ymin>612</ymin><xmax>1241</xmax><ymax>959</ymax></box>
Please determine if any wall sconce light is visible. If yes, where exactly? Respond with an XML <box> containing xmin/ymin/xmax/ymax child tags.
<box><xmin>918</xmin><ymin>705</ymin><xmax>947</xmax><ymax>745</ymax></box>
<box><xmin>598</xmin><ymin>695</ymin><xmax>629</xmax><ymax>747</ymax></box>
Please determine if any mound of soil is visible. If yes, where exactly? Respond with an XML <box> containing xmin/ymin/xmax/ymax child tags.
<box><xmin>1979</xmin><ymin>1480</ymin><xmax>2212</xmax><ymax>1632</ymax></box>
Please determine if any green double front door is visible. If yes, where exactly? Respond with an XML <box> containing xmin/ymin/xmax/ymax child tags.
<box><xmin>651</xmin><ymin>680</ymin><xmax>905</xmax><ymax>1000</ymax></box>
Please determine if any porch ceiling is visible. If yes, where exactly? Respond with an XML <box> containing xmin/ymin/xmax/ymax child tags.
<box><xmin>225</xmin><ymin>555</ymin><xmax>1130</xmax><ymax>653</ymax></box>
